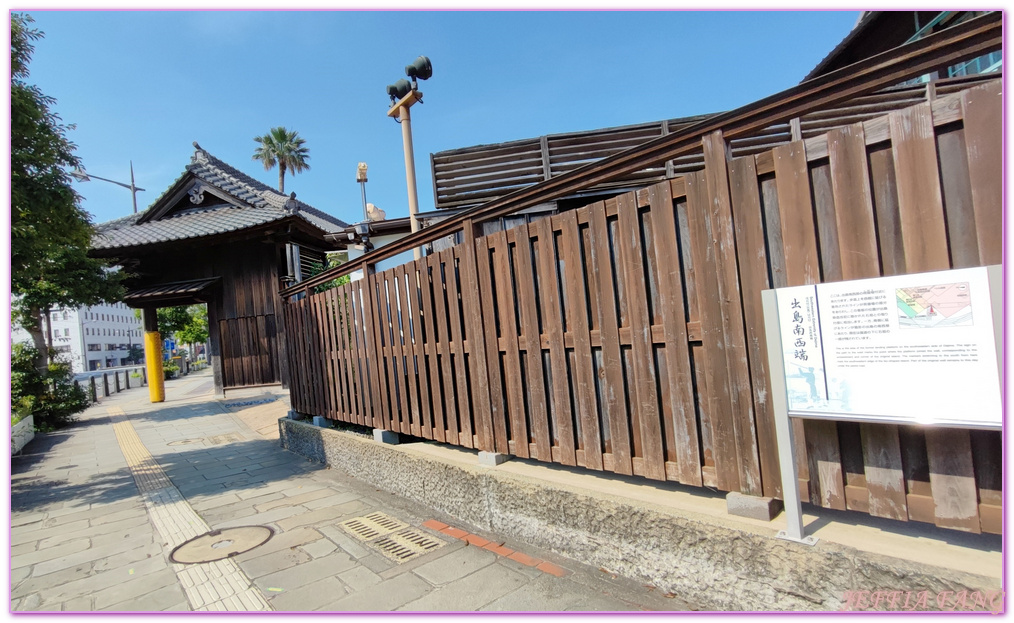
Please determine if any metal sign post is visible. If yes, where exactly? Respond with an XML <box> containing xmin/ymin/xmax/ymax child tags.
<box><xmin>761</xmin><ymin>290</ymin><xmax>818</xmax><ymax>545</ymax></box>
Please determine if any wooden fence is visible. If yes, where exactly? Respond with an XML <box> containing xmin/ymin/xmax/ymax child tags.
<box><xmin>285</xmin><ymin>78</ymin><xmax>1000</xmax><ymax>534</ymax></box>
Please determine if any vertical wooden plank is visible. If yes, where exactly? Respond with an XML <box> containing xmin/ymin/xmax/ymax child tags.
<box><xmin>726</xmin><ymin>158</ymin><xmax>778</xmax><ymax>497</ymax></box>
<box><xmin>685</xmin><ymin>171</ymin><xmax>740</xmax><ymax>492</ymax></box>
<box><xmin>924</xmin><ymin>432</ymin><xmax>981</xmax><ymax>534</ymax></box>
<box><xmin>341</xmin><ymin>283</ymin><xmax>358</xmax><ymax>422</ymax></box>
<box><xmin>405</xmin><ymin>263</ymin><xmax>433</xmax><ymax>440</ymax></box>
<box><xmin>773</xmin><ymin>140</ymin><xmax>845</xmax><ymax>509</ymax></box>
<box><xmin>615</xmin><ymin>192</ymin><xmax>664</xmax><ymax>480</ymax></box>
<box><xmin>891</xmin><ymin>102</ymin><xmax>979</xmax><ymax>532</ymax></box>
<box><xmin>331</xmin><ymin>285</ymin><xmax>350</xmax><ymax>420</ymax></box>
<box><xmin>559</xmin><ymin>211</ymin><xmax>603</xmax><ymax>471</ymax></box>
<box><xmin>445</xmin><ymin>247</ymin><xmax>473</xmax><ymax>448</ymax></box>
<box><xmin>969</xmin><ymin>429</ymin><xmax>1002</xmax><ymax>534</ymax></box>
<box><xmin>362</xmin><ymin>269</ymin><xmax>386</xmax><ymax>429</ymax></box>
<box><xmin>647</xmin><ymin>183</ymin><xmax>701</xmax><ymax>486</ymax></box>
<box><xmin>459</xmin><ymin>221</ymin><xmax>496</xmax><ymax>452</ymax></box>
<box><xmin>399</xmin><ymin>264</ymin><xmax>424</xmax><ymax>437</ymax></box>
<box><xmin>702</xmin><ymin>132</ymin><xmax>762</xmax><ymax>496</ymax></box>
<box><xmin>392</xmin><ymin>266</ymin><xmax>413</xmax><ymax>434</ymax></box>
<box><xmin>513</xmin><ymin>225</ymin><xmax>552</xmax><ymax>462</ymax></box>
<box><xmin>936</xmin><ymin>127</ymin><xmax>980</xmax><ymax>268</ymax></box>
<box><xmin>890</xmin><ymin>103</ymin><xmax>950</xmax><ymax>273</ymax></box>
<box><xmin>350</xmin><ymin>280</ymin><xmax>371</xmax><ymax>426</ymax></box>
<box><xmin>492</xmin><ymin>231</ymin><xmax>529</xmax><ymax>458</ymax></box>
<box><xmin>474</xmin><ymin>234</ymin><xmax>510</xmax><ymax>453</ymax></box>
<box><xmin>589</xmin><ymin>201</ymin><xmax>632</xmax><ymax>476</ymax></box>
<box><xmin>382</xmin><ymin>272</ymin><xmax>403</xmax><ymax>432</ymax></box>
<box><xmin>867</xmin><ymin>145</ymin><xmax>905</xmax><ymax>276</ymax></box>
<box><xmin>827</xmin><ymin>123</ymin><xmax>908</xmax><ymax>519</ymax></box>
<box><xmin>535</xmin><ymin>217</ymin><xmax>576</xmax><ymax>466</ymax></box>
<box><xmin>431</xmin><ymin>253</ymin><xmax>458</xmax><ymax>444</ymax></box>
<box><xmin>676</xmin><ymin>197</ymin><xmax>717</xmax><ymax>484</ymax></box>
<box><xmin>420</xmin><ymin>257</ymin><xmax>446</xmax><ymax>442</ymax></box>
<box><xmin>317</xmin><ymin>290</ymin><xmax>337</xmax><ymax>417</ymax></box>
<box><xmin>810</xmin><ymin>161</ymin><xmax>842</xmax><ymax>283</ymax></box>
<box><xmin>960</xmin><ymin>80</ymin><xmax>1001</xmax><ymax>265</ymax></box>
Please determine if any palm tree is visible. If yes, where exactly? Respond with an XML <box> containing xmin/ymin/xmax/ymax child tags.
<box><xmin>252</xmin><ymin>127</ymin><xmax>310</xmax><ymax>193</ymax></box>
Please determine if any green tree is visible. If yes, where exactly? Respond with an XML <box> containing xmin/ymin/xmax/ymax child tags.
<box><xmin>176</xmin><ymin>305</ymin><xmax>209</xmax><ymax>347</ymax></box>
<box><xmin>11</xmin><ymin>13</ymin><xmax>123</xmax><ymax>370</ymax></box>
<box><xmin>252</xmin><ymin>126</ymin><xmax>310</xmax><ymax>193</ymax></box>
<box><xmin>307</xmin><ymin>253</ymin><xmax>351</xmax><ymax>294</ymax></box>
<box><xmin>12</xmin><ymin>343</ymin><xmax>89</xmax><ymax>432</ymax></box>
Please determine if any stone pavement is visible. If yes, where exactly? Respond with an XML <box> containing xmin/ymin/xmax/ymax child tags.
<box><xmin>10</xmin><ymin>369</ymin><xmax>691</xmax><ymax>612</ymax></box>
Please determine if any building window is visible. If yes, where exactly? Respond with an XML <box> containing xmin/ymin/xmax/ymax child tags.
<box><xmin>106</xmin><ymin>344</ymin><xmax>117</xmax><ymax>351</ymax></box>
<box><xmin>64</xmin><ymin>328</ymin><xmax>70</xmax><ymax>336</ymax></box>
<box><xmin>63</xmin><ymin>311</ymin><xmax>69</xmax><ymax>320</ymax></box>
<box><xmin>88</xmin><ymin>344</ymin><xmax>101</xmax><ymax>352</ymax></box>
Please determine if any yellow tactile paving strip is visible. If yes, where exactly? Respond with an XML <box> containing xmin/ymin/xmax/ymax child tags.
<box><xmin>108</xmin><ymin>407</ymin><xmax>270</xmax><ymax>612</ymax></box>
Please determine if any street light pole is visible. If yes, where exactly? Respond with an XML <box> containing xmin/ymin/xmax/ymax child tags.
<box><xmin>71</xmin><ymin>162</ymin><xmax>146</xmax><ymax>214</ymax></box>
<box><xmin>388</xmin><ymin>90</ymin><xmax>424</xmax><ymax>260</ymax></box>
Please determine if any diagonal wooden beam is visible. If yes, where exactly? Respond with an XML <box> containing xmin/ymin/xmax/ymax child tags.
<box><xmin>284</xmin><ymin>12</ymin><xmax>1001</xmax><ymax>297</ymax></box>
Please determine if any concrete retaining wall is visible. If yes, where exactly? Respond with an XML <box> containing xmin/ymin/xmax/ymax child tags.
<box><xmin>279</xmin><ymin>418</ymin><xmax>1000</xmax><ymax>611</ymax></box>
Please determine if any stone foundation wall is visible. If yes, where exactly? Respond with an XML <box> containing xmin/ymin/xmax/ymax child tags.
<box><xmin>279</xmin><ymin>418</ymin><xmax>1000</xmax><ymax>611</ymax></box>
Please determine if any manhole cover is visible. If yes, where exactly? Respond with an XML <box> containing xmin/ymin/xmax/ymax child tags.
<box><xmin>169</xmin><ymin>526</ymin><xmax>273</xmax><ymax>564</ymax></box>
<box><xmin>339</xmin><ymin>512</ymin><xmax>446</xmax><ymax>564</ymax></box>
<box><xmin>205</xmin><ymin>433</ymin><xmax>243</xmax><ymax>446</ymax></box>
<box><xmin>167</xmin><ymin>439</ymin><xmax>203</xmax><ymax>446</ymax></box>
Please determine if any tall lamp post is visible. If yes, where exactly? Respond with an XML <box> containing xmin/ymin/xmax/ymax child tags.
<box><xmin>71</xmin><ymin>162</ymin><xmax>146</xmax><ymax>214</ymax></box>
<box><xmin>387</xmin><ymin>56</ymin><xmax>432</xmax><ymax>261</ymax></box>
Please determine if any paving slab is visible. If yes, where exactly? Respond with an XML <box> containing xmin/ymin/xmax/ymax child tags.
<box><xmin>10</xmin><ymin>369</ymin><xmax>691</xmax><ymax>613</ymax></box>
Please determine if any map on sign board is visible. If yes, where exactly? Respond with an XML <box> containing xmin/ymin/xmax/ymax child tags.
<box><xmin>896</xmin><ymin>283</ymin><xmax>973</xmax><ymax>329</ymax></box>
<box><xmin>773</xmin><ymin>266</ymin><xmax>1000</xmax><ymax>429</ymax></box>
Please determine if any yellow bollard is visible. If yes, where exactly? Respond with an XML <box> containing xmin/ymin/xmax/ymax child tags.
<box><xmin>144</xmin><ymin>330</ymin><xmax>166</xmax><ymax>403</ymax></box>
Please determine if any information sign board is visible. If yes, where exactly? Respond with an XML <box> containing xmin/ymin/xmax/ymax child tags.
<box><xmin>773</xmin><ymin>266</ymin><xmax>1001</xmax><ymax>429</ymax></box>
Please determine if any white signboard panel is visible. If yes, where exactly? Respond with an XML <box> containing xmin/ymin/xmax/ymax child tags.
<box><xmin>774</xmin><ymin>266</ymin><xmax>1001</xmax><ymax>429</ymax></box>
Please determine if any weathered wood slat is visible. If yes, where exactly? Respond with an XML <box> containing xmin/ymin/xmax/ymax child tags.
<box><xmin>514</xmin><ymin>224</ymin><xmax>553</xmax><ymax>461</ymax></box>
<box><xmin>460</xmin><ymin>222</ymin><xmax>496</xmax><ymax>451</ymax></box>
<box><xmin>432</xmin><ymin>251</ymin><xmax>460</xmax><ymax>445</ymax></box>
<box><xmin>351</xmin><ymin>280</ymin><xmax>371</xmax><ymax>427</ymax></box>
<box><xmin>406</xmin><ymin>261</ymin><xmax>433</xmax><ymax>439</ymax></box>
<box><xmin>773</xmin><ymin>140</ymin><xmax>843</xmax><ymax>508</ymax></box>
<box><xmin>961</xmin><ymin>80</ymin><xmax>1002</xmax><ymax>265</ymax></box>
<box><xmin>421</xmin><ymin>256</ymin><xmax>447</xmax><ymax>443</ymax></box>
<box><xmin>646</xmin><ymin>182</ymin><xmax>701</xmax><ymax>486</ymax></box>
<box><xmin>588</xmin><ymin>200</ymin><xmax>633</xmax><ymax>475</ymax></box>
<box><xmin>702</xmin><ymin>132</ymin><xmax>762</xmax><ymax>496</ymax></box>
<box><xmin>615</xmin><ymin>193</ymin><xmax>665</xmax><ymax>480</ymax></box>
<box><xmin>726</xmin><ymin>157</ymin><xmax>779</xmax><ymax>497</ymax></box>
<box><xmin>891</xmin><ymin>101</ymin><xmax>980</xmax><ymax>532</ymax></box>
<box><xmin>826</xmin><ymin>122</ymin><xmax>908</xmax><ymax>520</ymax></box>
<box><xmin>535</xmin><ymin>217</ymin><xmax>576</xmax><ymax>465</ymax></box>
<box><xmin>446</xmin><ymin>246</ymin><xmax>473</xmax><ymax>448</ymax></box>
<box><xmin>685</xmin><ymin>171</ymin><xmax>739</xmax><ymax>492</ymax></box>
<box><xmin>492</xmin><ymin>231</ymin><xmax>529</xmax><ymax>458</ymax></box>
<box><xmin>474</xmin><ymin>234</ymin><xmax>509</xmax><ymax>453</ymax></box>
<box><xmin>558</xmin><ymin>210</ymin><xmax>603</xmax><ymax>470</ymax></box>
<box><xmin>393</xmin><ymin>266</ymin><xmax>417</xmax><ymax>435</ymax></box>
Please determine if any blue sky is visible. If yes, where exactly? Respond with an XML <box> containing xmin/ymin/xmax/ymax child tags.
<box><xmin>21</xmin><ymin>10</ymin><xmax>859</xmax><ymax>227</ymax></box>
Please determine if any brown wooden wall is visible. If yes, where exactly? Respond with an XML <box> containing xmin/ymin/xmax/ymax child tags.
<box><xmin>286</xmin><ymin>80</ymin><xmax>1000</xmax><ymax>534</ymax></box>
<box><xmin>210</xmin><ymin>240</ymin><xmax>283</xmax><ymax>388</ymax></box>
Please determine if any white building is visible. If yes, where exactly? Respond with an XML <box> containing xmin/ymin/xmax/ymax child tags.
<box><xmin>12</xmin><ymin>302</ymin><xmax>145</xmax><ymax>373</ymax></box>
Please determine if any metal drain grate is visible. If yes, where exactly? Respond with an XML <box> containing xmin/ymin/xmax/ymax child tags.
<box><xmin>340</xmin><ymin>512</ymin><xmax>408</xmax><ymax>541</ymax></box>
<box><xmin>372</xmin><ymin>528</ymin><xmax>446</xmax><ymax>562</ymax></box>
<box><xmin>339</xmin><ymin>512</ymin><xmax>446</xmax><ymax>564</ymax></box>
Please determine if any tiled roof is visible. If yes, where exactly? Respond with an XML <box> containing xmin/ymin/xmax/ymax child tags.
<box><xmin>92</xmin><ymin>144</ymin><xmax>347</xmax><ymax>250</ymax></box>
